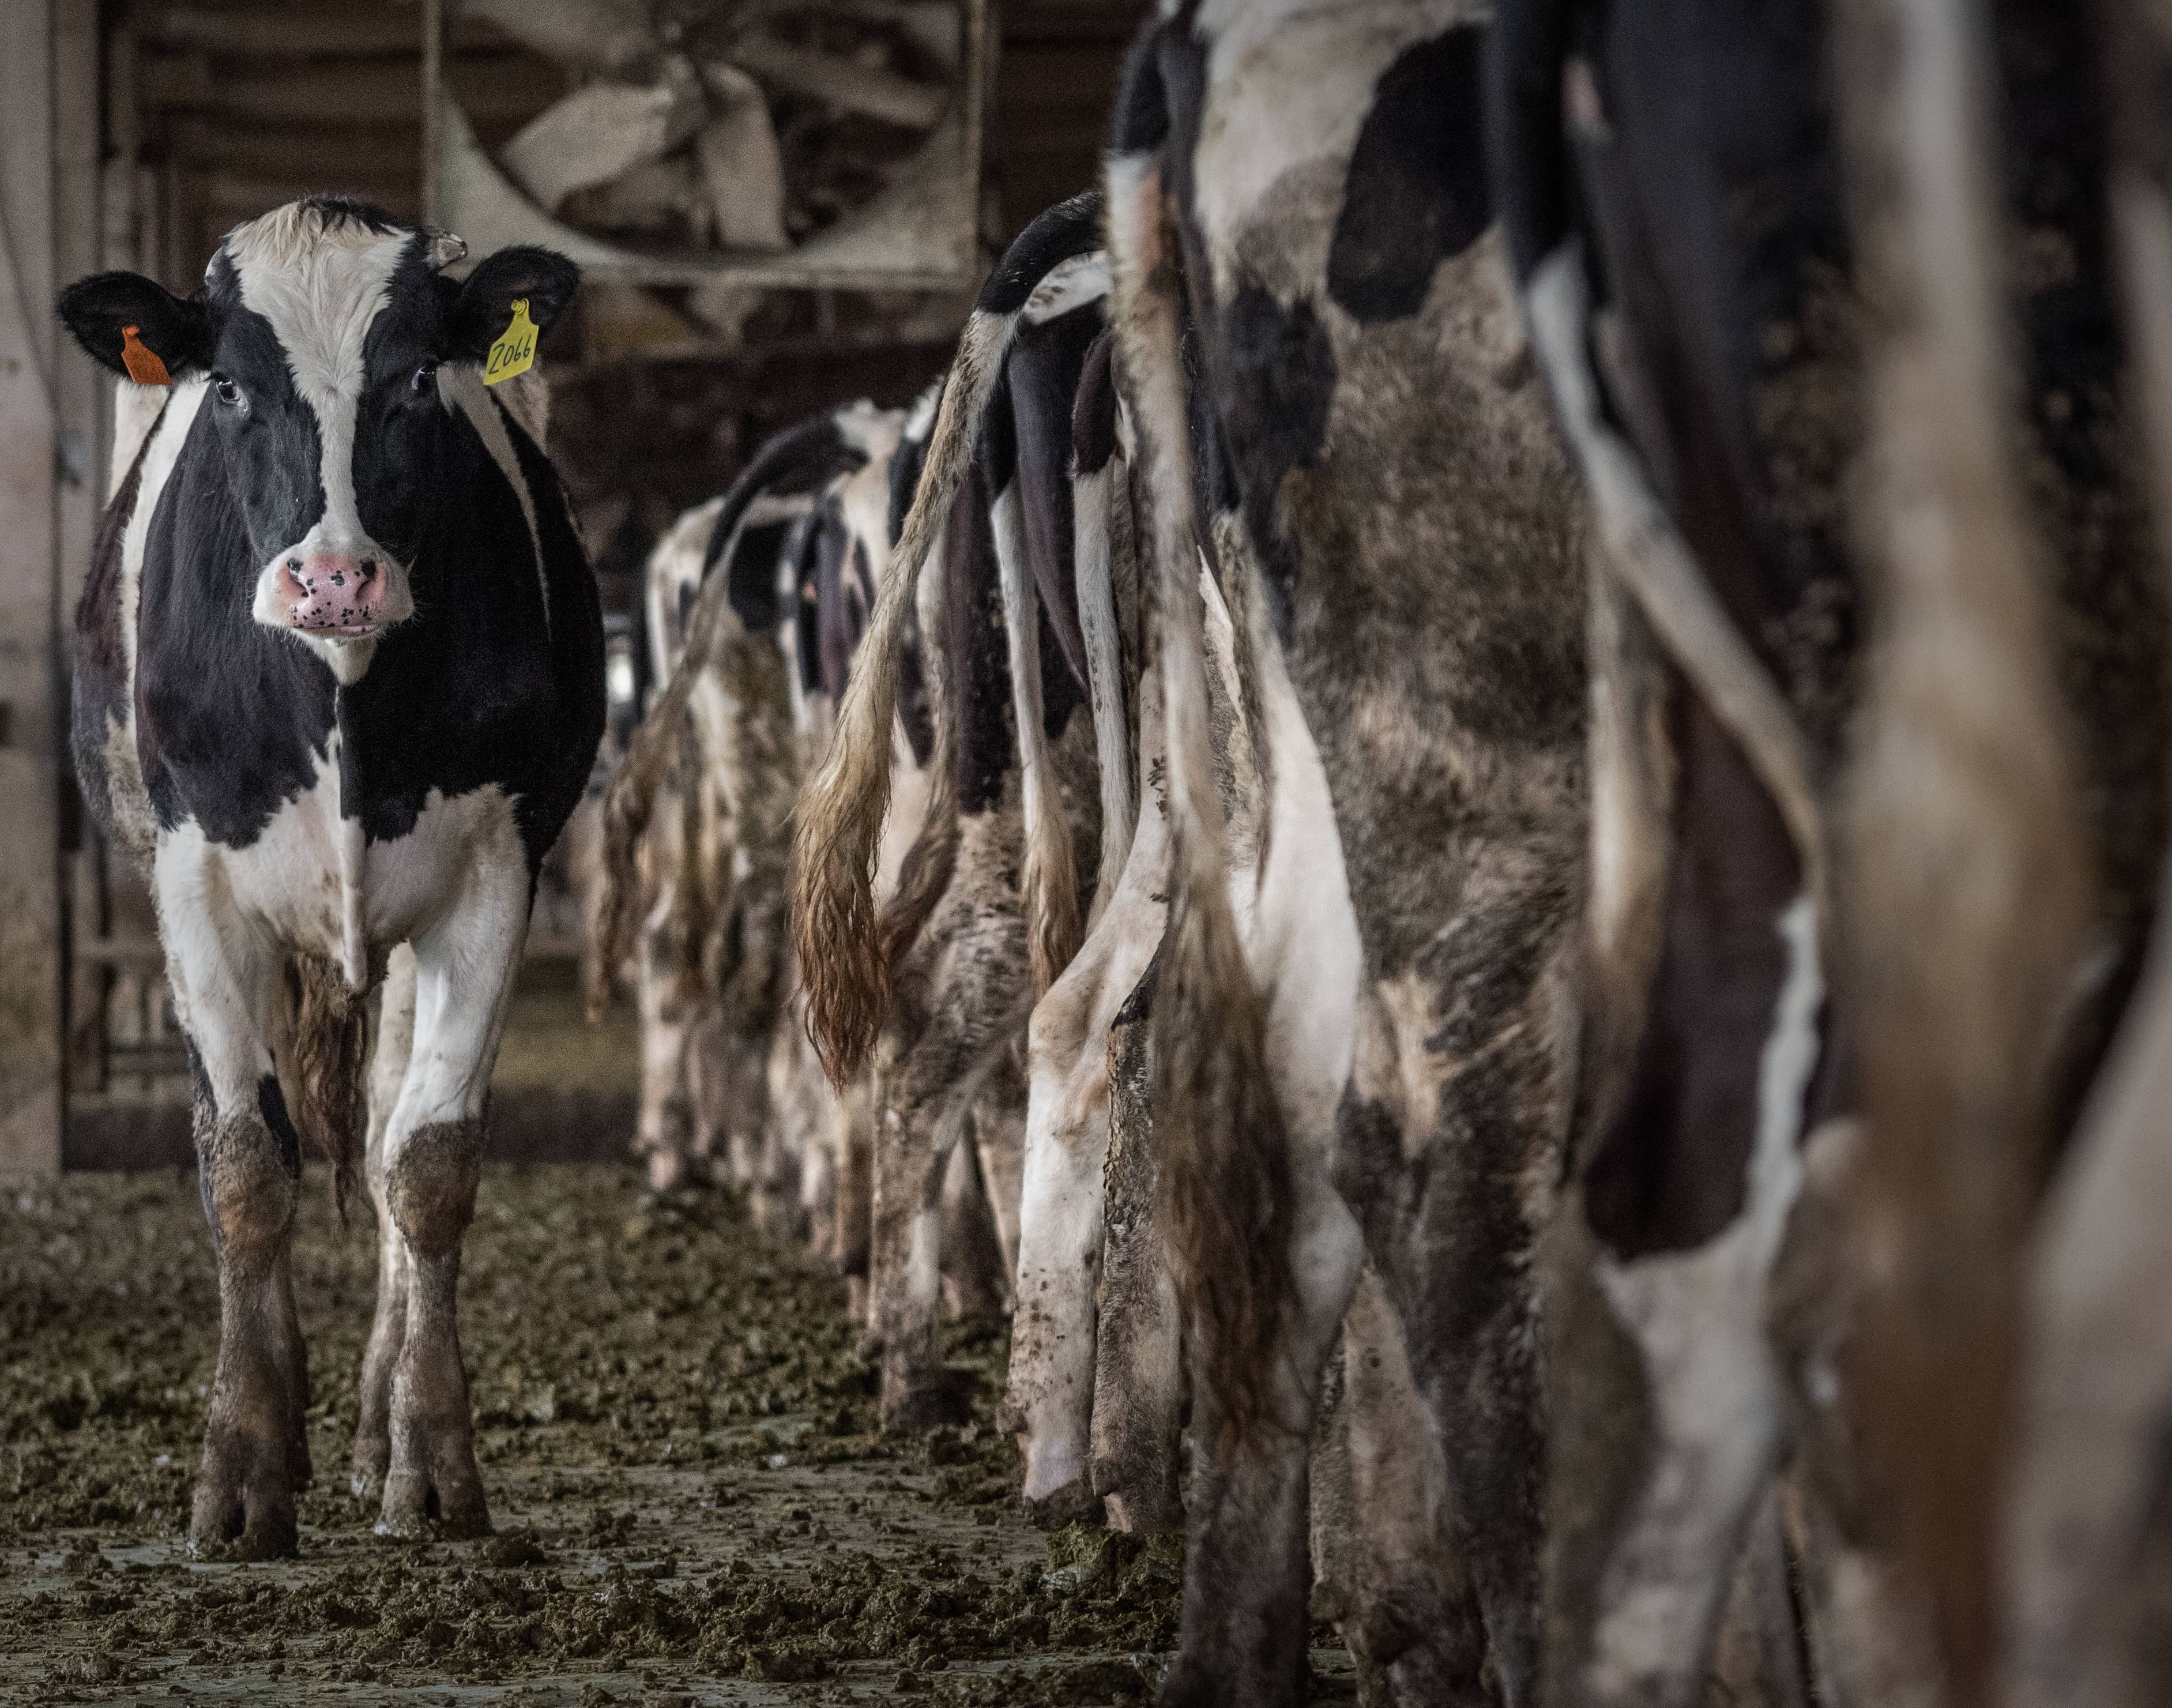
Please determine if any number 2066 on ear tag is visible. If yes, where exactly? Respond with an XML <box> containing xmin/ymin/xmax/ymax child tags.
<box><xmin>484</xmin><ymin>299</ymin><xmax>539</xmax><ymax>385</ymax></box>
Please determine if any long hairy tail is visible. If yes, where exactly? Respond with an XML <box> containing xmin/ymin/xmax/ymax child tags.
<box><xmin>291</xmin><ymin>955</ymin><xmax>368</xmax><ymax>1220</ymax></box>
<box><xmin>1106</xmin><ymin>117</ymin><xmax>1294</xmax><ymax>1457</ymax></box>
<box><xmin>1072</xmin><ymin>328</ymin><xmax>1136</xmax><ymax>930</ymax></box>
<box><xmin>1831</xmin><ymin>0</ymin><xmax>2091</xmax><ymax>1693</ymax></box>
<box><xmin>994</xmin><ymin>472</ymin><xmax>1085</xmax><ymax>996</ymax></box>
<box><xmin>791</xmin><ymin>190</ymin><xmax>1105</xmax><ymax>1084</ymax></box>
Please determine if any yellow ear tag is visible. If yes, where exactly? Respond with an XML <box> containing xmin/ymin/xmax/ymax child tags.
<box><xmin>484</xmin><ymin>299</ymin><xmax>539</xmax><ymax>385</ymax></box>
<box><xmin>120</xmin><ymin>325</ymin><xmax>170</xmax><ymax>387</ymax></box>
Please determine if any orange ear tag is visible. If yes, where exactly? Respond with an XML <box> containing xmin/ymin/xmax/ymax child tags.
<box><xmin>119</xmin><ymin>325</ymin><xmax>171</xmax><ymax>387</ymax></box>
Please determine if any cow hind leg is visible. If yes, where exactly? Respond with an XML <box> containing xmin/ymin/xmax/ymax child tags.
<box><xmin>373</xmin><ymin>852</ymin><xmax>531</xmax><ymax>1539</ymax></box>
<box><xmin>161</xmin><ymin>868</ymin><xmax>306</xmax><ymax>1559</ymax></box>
<box><xmin>939</xmin><ymin>1129</ymin><xmax>1007</xmax><ymax>1322</ymax></box>
<box><xmin>1088</xmin><ymin>979</ymin><xmax>1185</xmax><ymax>1533</ymax></box>
<box><xmin>1335</xmin><ymin>1266</ymin><xmax>1493</xmax><ymax>1706</ymax></box>
<box><xmin>353</xmin><ymin>945</ymin><xmax>418</xmax><ymax>1496</ymax></box>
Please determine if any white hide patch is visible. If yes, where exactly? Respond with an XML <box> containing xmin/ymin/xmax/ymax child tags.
<box><xmin>1584</xmin><ymin>895</ymin><xmax>1821</xmax><ymax>1699</ymax></box>
<box><xmin>227</xmin><ymin>212</ymin><xmax>415</xmax><ymax>677</ymax></box>
<box><xmin>646</xmin><ymin>496</ymin><xmax>727</xmax><ymax>682</ymax></box>
<box><xmin>1022</xmin><ymin>252</ymin><xmax>1111</xmax><ymax>325</ymax></box>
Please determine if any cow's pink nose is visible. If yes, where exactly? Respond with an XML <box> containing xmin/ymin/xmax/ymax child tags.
<box><xmin>284</xmin><ymin>552</ymin><xmax>386</xmax><ymax>635</ymax></box>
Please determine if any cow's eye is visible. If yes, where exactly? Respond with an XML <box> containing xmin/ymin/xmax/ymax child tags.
<box><xmin>410</xmin><ymin>360</ymin><xmax>439</xmax><ymax>396</ymax></box>
<box><xmin>212</xmin><ymin>377</ymin><xmax>245</xmax><ymax>411</ymax></box>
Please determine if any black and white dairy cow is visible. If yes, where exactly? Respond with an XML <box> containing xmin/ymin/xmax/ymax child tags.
<box><xmin>1102</xmin><ymin>4</ymin><xmax>1591</xmax><ymax>1703</ymax></box>
<box><xmin>792</xmin><ymin>193</ymin><xmax>1118</xmax><ymax>1434</ymax></box>
<box><xmin>61</xmin><ymin>196</ymin><xmax>602</xmax><ymax>1556</ymax></box>
<box><xmin>1490</xmin><ymin>1</ymin><xmax>2169</xmax><ymax>1702</ymax></box>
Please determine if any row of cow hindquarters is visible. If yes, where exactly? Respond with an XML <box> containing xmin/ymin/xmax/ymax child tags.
<box><xmin>790</xmin><ymin>5</ymin><xmax>2172</xmax><ymax>1708</ymax></box>
<box><xmin>626</xmin><ymin>2</ymin><xmax>2172</xmax><ymax>1703</ymax></box>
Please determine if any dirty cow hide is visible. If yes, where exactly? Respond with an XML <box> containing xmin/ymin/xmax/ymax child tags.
<box><xmin>1490</xmin><ymin>0</ymin><xmax>2169</xmax><ymax>1702</ymax></box>
<box><xmin>1104</xmin><ymin>7</ymin><xmax>1587</xmax><ymax>1705</ymax></box>
<box><xmin>790</xmin><ymin>194</ymin><xmax>1117</xmax><ymax>1436</ymax></box>
<box><xmin>59</xmin><ymin>195</ymin><xmax>602</xmax><ymax>1558</ymax></box>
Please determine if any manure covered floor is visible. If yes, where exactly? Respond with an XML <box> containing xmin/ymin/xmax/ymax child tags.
<box><xmin>0</xmin><ymin>1164</ymin><xmax>1360</xmax><ymax>1704</ymax></box>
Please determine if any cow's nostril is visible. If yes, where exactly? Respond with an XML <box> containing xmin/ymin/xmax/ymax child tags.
<box><xmin>359</xmin><ymin>558</ymin><xmax>379</xmax><ymax>580</ymax></box>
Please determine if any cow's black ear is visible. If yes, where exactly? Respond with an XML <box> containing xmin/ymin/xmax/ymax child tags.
<box><xmin>450</xmin><ymin>247</ymin><xmax>580</xmax><ymax>359</ymax></box>
<box><xmin>57</xmin><ymin>272</ymin><xmax>214</xmax><ymax>381</ymax></box>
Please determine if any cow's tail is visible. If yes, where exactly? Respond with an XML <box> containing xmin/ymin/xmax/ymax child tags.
<box><xmin>1107</xmin><ymin>45</ymin><xmax>1293</xmax><ymax>1458</ymax></box>
<box><xmin>291</xmin><ymin>954</ymin><xmax>368</xmax><ymax>1221</ymax></box>
<box><xmin>995</xmin><ymin>471</ymin><xmax>1084</xmax><ymax>996</ymax></box>
<box><xmin>1074</xmin><ymin>326</ymin><xmax>1135</xmax><ymax>928</ymax></box>
<box><xmin>792</xmin><ymin>190</ymin><xmax>1106</xmax><ymax>1082</ymax></box>
<box><xmin>879</xmin><ymin>548</ymin><xmax>962</xmax><ymax>980</ymax></box>
<box><xmin>588</xmin><ymin>424</ymin><xmax>861</xmax><ymax>1022</ymax></box>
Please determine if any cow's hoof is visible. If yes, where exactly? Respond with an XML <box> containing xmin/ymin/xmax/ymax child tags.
<box><xmin>646</xmin><ymin>1149</ymin><xmax>690</xmax><ymax>1193</ymax></box>
<box><xmin>351</xmin><ymin>1427</ymin><xmax>389</xmax><ymax>1499</ymax></box>
<box><xmin>189</xmin><ymin>1484</ymin><xmax>298</xmax><ymax>1562</ymax></box>
<box><xmin>376</xmin><ymin>1470</ymin><xmax>490</xmax><ymax>1541</ymax></box>
<box><xmin>1021</xmin><ymin>1478</ymin><xmax>1101</xmax><ymax>1530</ymax></box>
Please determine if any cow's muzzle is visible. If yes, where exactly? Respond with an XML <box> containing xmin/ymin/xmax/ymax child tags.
<box><xmin>278</xmin><ymin>550</ymin><xmax>393</xmax><ymax>637</ymax></box>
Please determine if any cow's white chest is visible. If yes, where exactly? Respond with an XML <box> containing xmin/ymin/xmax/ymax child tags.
<box><xmin>164</xmin><ymin>733</ymin><xmax>524</xmax><ymax>987</ymax></box>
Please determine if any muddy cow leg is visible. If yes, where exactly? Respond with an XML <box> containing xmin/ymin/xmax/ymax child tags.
<box><xmin>1334</xmin><ymin>1265</ymin><xmax>1492</xmax><ymax>1706</ymax></box>
<box><xmin>1768</xmin><ymin>1120</ymin><xmax>1946</xmax><ymax>1708</ymax></box>
<box><xmin>353</xmin><ymin>943</ymin><xmax>417</xmax><ymax>1496</ymax></box>
<box><xmin>1089</xmin><ymin>976</ymin><xmax>1185</xmax><ymax>1533</ymax></box>
<box><xmin>1007</xmin><ymin>729</ymin><xmax>1169</xmax><ymax>1516</ymax></box>
<box><xmin>159</xmin><ymin>851</ymin><xmax>307</xmax><ymax>1559</ymax></box>
<box><xmin>374</xmin><ymin>852</ymin><xmax>531</xmax><ymax>1539</ymax></box>
<box><xmin>1164</xmin><ymin>632</ymin><xmax>1367</xmax><ymax>1707</ymax></box>
<box><xmin>867</xmin><ymin>814</ymin><xmax>1031</xmax><ymax>1430</ymax></box>
<box><xmin>940</xmin><ymin>1127</ymin><xmax>1008</xmax><ymax>1321</ymax></box>
<box><xmin>635</xmin><ymin>903</ymin><xmax>697</xmax><ymax>1192</ymax></box>
<box><xmin>838</xmin><ymin>1075</ymin><xmax>876</xmax><ymax>1323</ymax></box>
<box><xmin>972</xmin><ymin>1045</ymin><xmax>1027</xmax><ymax>1289</ymax></box>
<box><xmin>743</xmin><ymin>1033</ymin><xmax>801</xmax><ymax>1240</ymax></box>
<box><xmin>1704</xmin><ymin>1488</ymin><xmax>1812</xmax><ymax>1708</ymax></box>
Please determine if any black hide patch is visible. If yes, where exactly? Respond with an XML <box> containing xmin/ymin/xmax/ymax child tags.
<box><xmin>1211</xmin><ymin>284</ymin><xmax>1337</xmax><ymax>630</ymax></box>
<box><xmin>1111</xmin><ymin>20</ymin><xmax>1170</xmax><ymax>155</ymax></box>
<box><xmin>786</xmin><ymin>509</ymin><xmax>826</xmax><ymax>703</ymax></box>
<box><xmin>1072</xmin><ymin>328</ymin><xmax>1120</xmax><ymax>476</ymax></box>
<box><xmin>897</xmin><ymin>604</ymin><xmax>936</xmax><ymax>768</ymax></box>
<box><xmin>333</xmin><ymin>404</ymin><xmax>602</xmax><ymax>871</ymax></box>
<box><xmin>889</xmin><ymin>424</ymin><xmax>932</xmax><ymax>548</ymax></box>
<box><xmin>135</xmin><ymin>402</ymin><xmax>332</xmax><ymax>846</ymax></box>
<box><xmin>944</xmin><ymin>458</ymin><xmax>1017</xmax><ymax>815</ymax></box>
<box><xmin>258</xmin><ymin>1074</ymin><xmax>303</xmax><ymax>1178</ymax></box>
<box><xmin>720</xmin><ymin>514</ymin><xmax>796</xmax><ymax>635</ymax></box>
<box><xmin>976</xmin><ymin>191</ymin><xmax>1105</xmax><ymax>317</ymax></box>
<box><xmin>1008</xmin><ymin>302</ymin><xmax>1102</xmax><ymax>714</ymax></box>
<box><xmin>1582</xmin><ymin>691</ymin><xmax>1804</xmax><ymax>1258</ymax></box>
<box><xmin>814</xmin><ymin>498</ymin><xmax>859</xmax><ymax>708</ymax></box>
<box><xmin>702</xmin><ymin>412</ymin><xmax>867</xmax><ymax>623</ymax></box>
<box><xmin>1328</xmin><ymin>25</ymin><xmax>1493</xmax><ymax>323</ymax></box>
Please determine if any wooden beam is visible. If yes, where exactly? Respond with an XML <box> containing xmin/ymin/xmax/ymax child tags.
<box><xmin>0</xmin><ymin>12</ymin><xmax>64</xmax><ymax>1176</ymax></box>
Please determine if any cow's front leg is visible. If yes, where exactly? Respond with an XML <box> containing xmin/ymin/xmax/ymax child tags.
<box><xmin>160</xmin><ymin>868</ymin><xmax>306</xmax><ymax>1558</ymax></box>
<box><xmin>374</xmin><ymin>857</ymin><xmax>530</xmax><ymax>1538</ymax></box>
<box><xmin>354</xmin><ymin>945</ymin><xmax>417</xmax><ymax>1495</ymax></box>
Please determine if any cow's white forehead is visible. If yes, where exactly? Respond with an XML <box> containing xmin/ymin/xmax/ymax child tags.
<box><xmin>221</xmin><ymin>208</ymin><xmax>413</xmax><ymax>402</ymax></box>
